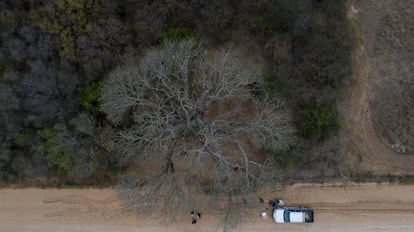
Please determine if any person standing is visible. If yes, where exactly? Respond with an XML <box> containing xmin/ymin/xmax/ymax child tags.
<box><xmin>191</xmin><ymin>210</ymin><xmax>197</xmax><ymax>224</ymax></box>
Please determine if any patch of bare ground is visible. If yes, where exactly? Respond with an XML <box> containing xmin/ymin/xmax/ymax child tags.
<box><xmin>2</xmin><ymin>183</ymin><xmax>414</xmax><ymax>231</ymax></box>
<box><xmin>339</xmin><ymin>0</ymin><xmax>414</xmax><ymax>176</ymax></box>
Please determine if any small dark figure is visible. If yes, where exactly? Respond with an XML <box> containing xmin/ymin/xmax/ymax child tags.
<box><xmin>269</xmin><ymin>200</ymin><xmax>277</xmax><ymax>208</ymax></box>
<box><xmin>274</xmin><ymin>199</ymin><xmax>284</xmax><ymax>206</ymax></box>
<box><xmin>190</xmin><ymin>210</ymin><xmax>194</xmax><ymax>217</ymax></box>
<box><xmin>258</xmin><ymin>197</ymin><xmax>264</xmax><ymax>203</ymax></box>
<box><xmin>192</xmin><ymin>218</ymin><xmax>197</xmax><ymax>224</ymax></box>
<box><xmin>196</xmin><ymin>212</ymin><xmax>201</xmax><ymax>219</ymax></box>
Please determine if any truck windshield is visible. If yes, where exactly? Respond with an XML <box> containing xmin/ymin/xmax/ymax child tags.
<box><xmin>284</xmin><ymin>211</ymin><xmax>290</xmax><ymax>223</ymax></box>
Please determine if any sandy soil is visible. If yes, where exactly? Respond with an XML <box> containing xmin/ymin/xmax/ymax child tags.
<box><xmin>1</xmin><ymin>183</ymin><xmax>414</xmax><ymax>232</ymax></box>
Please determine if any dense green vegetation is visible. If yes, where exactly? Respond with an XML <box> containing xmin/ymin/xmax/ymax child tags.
<box><xmin>297</xmin><ymin>100</ymin><xmax>340</xmax><ymax>141</ymax></box>
<box><xmin>0</xmin><ymin>0</ymin><xmax>353</xmax><ymax>185</ymax></box>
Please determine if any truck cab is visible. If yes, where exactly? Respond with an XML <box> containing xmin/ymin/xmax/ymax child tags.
<box><xmin>273</xmin><ymin>207</ymin><xmax>314</xmax><ymax>223</ymax></box>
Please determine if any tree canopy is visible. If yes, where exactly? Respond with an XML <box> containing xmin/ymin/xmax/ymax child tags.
<box><xmin>101</xmin><ymin>39</ymin><xmax>295</xmax><ymax>217</ymax></box>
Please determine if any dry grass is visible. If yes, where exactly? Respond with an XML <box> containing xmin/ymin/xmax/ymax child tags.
<box><xmin>336</xmin><ymin>0</ymin><xmax>414</xmax><ymax>177</ymax></box>
<box><xmin>360</xmin><ymin>0</ymin><xmax>414</xmax><ymax>154</ymax></box>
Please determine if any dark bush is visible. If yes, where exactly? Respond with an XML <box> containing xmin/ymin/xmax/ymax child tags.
<box><xmin>160</xmin><ymin>27</ymin><xmax>196</xmax><ymax>42</ymax></box>
<box><xmin>297</xmin><ymin>100</ymin><xmax>339</xmax><ymax>141</ymax></box>
<box><xmin>268</xmin><ymin>145</ymin><xmax>307</xmax><ymax>171</ymax></box>
<box><xmin>79</xmin><ymin>81</ymin><xmax>102</xmax><ymax>114</ymax></box>
<box><xmin>131</xmin><ymin>0</ymin><xmax>195</xmax><ymax>46</ymax></box>
<box><xmin>191</xmin><ymin>0</ymin><xmax>234</xmax><ymax>43</ymax></box>
<box><xmin>37</xmin><ymin>124</ymin><xmax>78</xmax><ymax>176</ymax></box>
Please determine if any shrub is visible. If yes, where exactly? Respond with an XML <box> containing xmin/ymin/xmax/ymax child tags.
<box><xmin>249</xmin><ymin>0</ymin><xmax>311</xmax><ymax>37</ymax></box>
<box><xmin>267</xmin><ymin>145</ymin><xmax>306</xmax><ymax>171</ymax></box>
<box><xmin>13</xmin><ymin>130</ymin><xmax>35</xmax><ymax>148</ymax></box>
<box><xmin>79</xmin><ymin>81</ymin><xmax>102</xmax><ymax>114</ymax></box>
<box><xmin>191</xmin><ymin>0</ymin><xmax>234</xmax><ymax>43</ymax></box>
<box><xmin>36</xmin><ymin>0</ymin><xmax>99</xmax><ymax>60</ymax></box>
<box><xmin>160</xmin><ymin>27</ymin><xmax>196</xmax><ymax>42</ymax></box>
<box><xmin>0</xmin><ymin>9</ymin><xmax>28</xmax><ymax>31</ymax></box>
<box><xmin>69</xmin><ymin>112</ymin><xmax>96</xmax><ymax>136</ymax></box>
<box><xmin>37</xmin><ymin>124</ymin><xmax>77</xmax><ymax>175</ymax></box>
<box><xmin>262</xmin><ymin>67</ymin><xmax>289</xmax><ymax>99</ymax></box>
<box><xmin>297</xmin><ymin>100</ymin><xmax>339</xmax><ymax>141</ymax></box>
<box><xmin>10</xmin><ymin>153</ymin><xmax>26</xmax><ymax>177</ymax></box>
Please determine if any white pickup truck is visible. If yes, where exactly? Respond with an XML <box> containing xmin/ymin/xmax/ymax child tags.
<box><xmin>273</xmin><ymin>207</ymin><xmax>314</xmax><ymax>223</ymax></box>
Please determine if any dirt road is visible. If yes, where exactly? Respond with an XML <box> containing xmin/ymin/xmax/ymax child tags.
<box><xmin>1</xmin><ymin>183</ymin><xmax>414</xmax><ymax>232</ymax></box>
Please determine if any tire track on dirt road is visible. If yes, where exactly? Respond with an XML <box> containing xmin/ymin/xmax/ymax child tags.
<box><xmin>42</xmin><ymin>195</ymin><xmax>123</xmax><ymax>219</ymax></box>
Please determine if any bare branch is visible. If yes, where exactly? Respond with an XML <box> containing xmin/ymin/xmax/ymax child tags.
<box><xmin>102</xmin><ymin>39</ymin><xmax>295</xmax><ymax>222</ymax></box>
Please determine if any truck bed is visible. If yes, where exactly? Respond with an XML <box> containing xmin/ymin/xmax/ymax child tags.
<box><xmin>304</xmin><ymin>209</ymin><xmax>314</xmax><ymax>223</ymax></box>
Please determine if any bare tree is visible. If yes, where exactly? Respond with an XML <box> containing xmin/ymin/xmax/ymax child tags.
<box><xmin>102</xmin><ymin>39</ymin><xmax>295</xmax><ymax>220</ymax></box>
